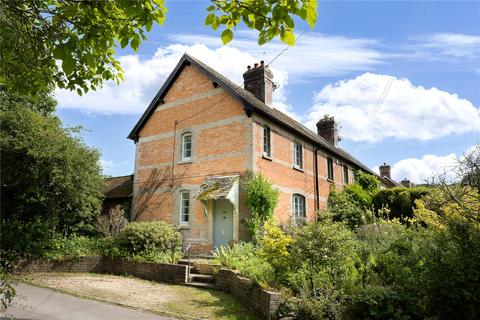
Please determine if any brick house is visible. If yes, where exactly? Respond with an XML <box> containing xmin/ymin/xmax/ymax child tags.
<box><xmin>127</xmin><ymin>54</ymin><xmax>379</xmax><ymax>252</ymax></box>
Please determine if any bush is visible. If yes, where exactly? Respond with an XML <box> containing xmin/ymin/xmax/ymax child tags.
<box><xmin>114</xmin><ymin>221</ymin><xmax>182</xmax><ymax>263</ymax></box>
<box><xmin>242</xmin><ymin>171</ymin><xmax>280</xmax><ymax>241</ymax></box>
<box><xmin>214</xmin><ymin>242</ymin><xmax>275</xmax><ymax>288</ymax></box>
<box><xmin>325</xmin><ymin>189</ymin><xmax>370</xmax><ymax>230</ymax></box>
<box><xmin>41</xmin><ymin>236</ymin><xmax>107</xmax><ymax>260</ymax></box>
<box><xmin>258</xmin><ymin>219</ymin><xmax>295</xmax><ymax>282</ymax></box>
<box><xmin>372</xmin><ymin>187</ymin><xmax>429</xmax><ymax>221</ymax></box>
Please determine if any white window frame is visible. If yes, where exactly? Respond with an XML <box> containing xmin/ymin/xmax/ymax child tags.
<box><xmin>293</xmin><ymin>142</ymin><xmax>303</xmax><ymax>169</ymax></box>
<box><xmin>263</xmin><ymin>126</ymin><xmax>271</xmax><ymax>157</ymax></box>
<box><xmin>327</xmin><ymin>157</ymin><xmax>334</xmax><ymax>181</ymax></box>
<box><xmin>181</xmin><ymin>133</ymin><xmax>192</xmax><ymax>161</ymax></box>
<box><xmin>180</xmin><ymin>190</ymin><xmax>190</xmax><ymax>224</ymax></box>
<box><xmin>292</xmin><ymin>194</ymin><xmax>306</xmax><ymax>225</ymax></box>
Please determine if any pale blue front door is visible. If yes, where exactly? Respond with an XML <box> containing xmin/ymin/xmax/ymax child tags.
<box><xmin>213</xmin><ymin>199</ymin><xmax>233</xmax><ymax>249</ymax></box>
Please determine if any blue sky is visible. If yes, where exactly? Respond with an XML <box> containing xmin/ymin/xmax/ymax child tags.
<box><xmin>56</xmin><ymin>0</ymin><xmax>480</xmax><ymax>183</ymax></box>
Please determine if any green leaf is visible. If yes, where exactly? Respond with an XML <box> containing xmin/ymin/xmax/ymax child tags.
<box><xmin>120</xmin><ymin>37</ymin><xmax>129</xmax><ymax>49</ymax></box>
<box><xmin>207</xmin><ymin>5</ymin><xmax>216</xmax><ymax>12</ymax></box>
<box><xmin>52</xmin><ymin>46</ymin><xmax>65</xmax><ymax>60</ymax></box>
<box><xmin>284</xmin><ymin>15</ymin><xmax>295</xmax><ymax>29</ymax></box>
<box><xmin>211</xmin><ymin>16</ymin><xmax>220</xmax><ymax>30</ymax></box>
<box><xmin>62</xmin><ymin>56</ymin><xmax>75</xmax><ymax>75</ymax></box>
<box><xmin>205</xmin><ymin>13</ymin><xmax>215</xmax><ymax>25</ymax></box>
<box><xmin>280</xmin><ymin>29</ymin><xmax>295</xmax><ymax>46</ymax></box>
<box><xmin>221</xmin><ymin>29</ymin><xmax>233</xmax><ymax>45</ymax></box>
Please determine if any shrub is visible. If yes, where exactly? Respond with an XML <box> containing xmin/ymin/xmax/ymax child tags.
<box><xmin>287</xmin><ymin>221</ymin><xmax>357</xmax><ymax>319</ymax></box>
<box><xmin>115</xmin><ymin>221</ymin><xmax>182</xmax><ymax>263</ymax></box>
<box><xmin>96</xmin><ymin>205</ymin><xmax>128</xmax><ymax>237</ymax></box>
<box><xmin>258</xmin><ymin>219</ymin><xmax>295</xmax><ymax>282</ymax></box>
<box><xmin>372</xmin><ymin>187</ymin><xmax>429</xmax><ymax>221</ymax></box>
<box><xmin>41</xmin><ymin>236</ymin><xmax>106</xmax><ymax>260</ymax></box>
<box><xmin>325</xmin><ymin>188</ymin><xmax>369</xmax><ymax>229</ymax></box>
<box><xmin>242</xmin><ymin>171</ymin><xmax>280</xmax><ymax>241</ymax></box>
<box><xmin>214</xmin><ymin>242</ymin><xmax>275</xmax><ymax>288</ymax></box>
<box><xmin>0</xmin><ymin>217</ymin><xmax>54</xmax><ymax>258</ymax></box>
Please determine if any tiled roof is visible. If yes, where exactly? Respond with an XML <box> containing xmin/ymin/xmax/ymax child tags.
<box><xmin>128</xmin><ymin>53</ymin><xmax>377</xmax><ymax>176</ymax></box>
<box><xmin>195</xmin><ymin>175</ymin><xmax>238</xmax><ymax>200</ymax></box>
<box><xmin>104</xmin><ymin>175</ymin><xmax>133</xmax><ymax>199</ymax></box>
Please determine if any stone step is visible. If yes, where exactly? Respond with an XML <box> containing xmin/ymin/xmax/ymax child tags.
<box><xmin>191</xmin><ymin>263</ymin><xmax>215</xmax><ymax>275</ymax></box>
<box><xmin>177</xmin><ymin>259</ymin><xmax>194</xmax><ymax>266</ymax></box>
<box><xmin>189</xmin><ymin>273</ymin><xmax>215</xmax><ymax>284</ymax></box>
<box><xmin>185</xmin><ymin>281</ymin><xmax>217</xmax><ymax>290</ymax></box>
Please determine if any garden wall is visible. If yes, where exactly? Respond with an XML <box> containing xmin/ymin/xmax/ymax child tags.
<box><xmin>15</xmin><ymin>257</ymin><xmax>188</xmax><ymax>284</ymax></box>
<box><xmin>215</xmin><ymin>268</ymin><xmax>282</xmax><ymax>319</ymax></box>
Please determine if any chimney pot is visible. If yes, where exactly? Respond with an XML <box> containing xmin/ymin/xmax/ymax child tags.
<box><xmin>254</xmin><ymin>63</ymin><xmax>259</xmax><ymax>68</ymax></box>
<box><xmin>316</xmin><ymin>115</ymin><xmax>340</xmax><ymax>146</ymax></box>
<box><xmin>260</xmin><ymin>60</ymin><xmax>265</xmax><ymax>67</ymax></box>
<box><xmin>247</xmin><ymin>65</ymin><xmax>251</xmax><ymax>70</ymax></box>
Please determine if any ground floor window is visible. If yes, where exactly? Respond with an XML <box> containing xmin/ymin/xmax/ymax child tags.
<box><xmin>180</xmin><ymin>191</ymin><xmax>190</xmax><ymax>224</ymax></box>
<box><xmin>292</xmin><ymin>194</ymin><xmax>306</xmax><ymax>225</ymax></box>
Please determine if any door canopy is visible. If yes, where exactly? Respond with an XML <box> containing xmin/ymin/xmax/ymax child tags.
<box><xmin>195</xmin><ymin>175</ymin><xmax>239</xmax><ymax>216</ymax></box>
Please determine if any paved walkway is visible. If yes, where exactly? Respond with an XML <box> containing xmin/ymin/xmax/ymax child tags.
<box><xmin>1</xmin><ymin>284</ymin><xmax>174</xmax><ymax>320</ymax></box>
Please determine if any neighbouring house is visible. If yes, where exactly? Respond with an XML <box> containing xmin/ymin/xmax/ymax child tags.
<box><xmin>378</xmin><ymin>163</ymin><xmax>414</xmax><ymax>188</ymax></box>
<box><xmin>102</xmin><ymin>175</ymin><xmax>133</xmax><ymax>216</ymax></box>
<box><xmin>127</xmin><ymin>54</ymin><xmax>383</xmax><ymax>252</ymax></box>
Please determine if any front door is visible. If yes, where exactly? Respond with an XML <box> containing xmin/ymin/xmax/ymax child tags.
<box><xmin>213</xmin><ymin>199</ymin><xmax>233</xmax><ymax>249</ymax></box>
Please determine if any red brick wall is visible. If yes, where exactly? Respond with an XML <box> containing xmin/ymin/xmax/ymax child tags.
<box><xmin>133</xmin><ymin>64</ymin><xmax>251</xmax><ymax>249</ymax></box>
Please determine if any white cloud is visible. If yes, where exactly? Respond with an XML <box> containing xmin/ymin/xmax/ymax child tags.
<box><xmin>174</xmin><ymin>31</ymin><xmax>384</xmax><ymax>79</ymax></box>
<box><xmin>410</xmin><ymin>33</ymin><xmax>480</xmax><ymax>59</ymax></box>
<box><xmin>373</xmin><ymin>144</ymin><xmax>480</xmax><ymax>184</ymax></box>
<box><xmin>55</xmin><ymin>31</ymin><xmax>384</xmax><ymax>117</ymax></box>
<box><xmin>306</xmin><ymin>73</ymin><xmax>480</xmax><ymax>143</ymax></box>
<box><xmin>381</xmin><ymin>153</ymin><xmax>458</xmax><ymax>184</ymax></box>
<box><xmin>55</xmin><ymin>43</ymin><xmax>301</xmax><ymax>118</ymax></box>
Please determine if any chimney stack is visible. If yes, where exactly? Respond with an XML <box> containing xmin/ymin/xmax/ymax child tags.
<box><xmin>401</xmin><ymin>179</ymin><xmax>412</xmax><ymax>188</ymax></box>
<box><xmin>243</xmin><ymin>61</ymin><xmax>274</xmax><ymax>106</ymax></box>
<box><xmin>316</xmin><ymin>115</ymin><xmax>340</xmax><ymax>146</ymax></box>
<box><xmin>379</xmin><ymin>162</ymin><xmax>391</xmax><ymax>179</ymax></box>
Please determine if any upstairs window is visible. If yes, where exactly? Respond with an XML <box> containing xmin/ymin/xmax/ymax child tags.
<box><xmin>263</xmin><ymin>126</ymin><xmax>271</xmax><ymax>157</ymax></box>
<box><xmin>180</xmin><ymin>191</ymin><xmax>190</xmax><ymax>224</ymax></box>
<box><xmin>293</xmin><ymin>142</ymin><xmax>303</xmax><ymax>169</ymax></box>
<box><xmin>292</xmin><ymin>194</ymin><xmax>306</xmax><ymax>225</ymax></box>
<box><xmin>327</xmin><ymin>157</ymin><xmax>334</xmax><ymax>181</ymax></box>
<box><xmin>343</xmin><ymin>166</ymin><xmax>349</xmax><ymax>184</ymax></box>
<box><xmin>181</xmin><ymin>133</ymin><xmax>192</xmax><ymax>161</ymax></box>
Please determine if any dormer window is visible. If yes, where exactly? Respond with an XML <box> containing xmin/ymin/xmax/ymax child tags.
<box><xmin>181</xmin><ymin>133</ymin><xmax>192</xmax><ymax>161</ymax></box>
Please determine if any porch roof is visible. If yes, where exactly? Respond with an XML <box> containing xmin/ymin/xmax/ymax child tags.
<box><xmin>195</xmin><ymin>175</ymin><xmax>239</xmax><ymax>201</ymax></box>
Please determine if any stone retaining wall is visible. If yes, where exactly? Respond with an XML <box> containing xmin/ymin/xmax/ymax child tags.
<box><xmin>15</xmin><ymin>257</ymin><xmax>187</xmax><ymax>284</ymax></box>
<box><xmin>215</xmin><ymin>268</ymin><xmax>282</xmax><ymax>319</ymax></box>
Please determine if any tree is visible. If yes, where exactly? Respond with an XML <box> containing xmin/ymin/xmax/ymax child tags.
<box><xmin>0</xmin><ymin>91</ymin><xmax>104</xmax><ymax>237</ymax></box>
<box><xmin>206</xmin><ymin>0</ymin><xmax>317</xmax><ymax>45</ymax></box>
<box><xmin>0</xmin><ymin>0</ymin><xmax>318</xmax><ymax>96</ymax></box>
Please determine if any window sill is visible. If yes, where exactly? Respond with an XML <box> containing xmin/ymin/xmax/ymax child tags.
<box><xmin>293</xmin><ymin>166</ymin><xmax>304</xmax><ymax>173</ymax></box>
<box><xmin>179</xmin><ymin>224</ymin><xmax>191</xmax><ymax>230</ymax></box>
<box><xmin>327</xmin><ymin>178</ymin><xmax>334</xmax><ymax>183</ymax></box>
<box><xmin>178</xmin><ymin>160</ymin><xmax>192</xmax><ymax>165</ymax></box>
<box><xmin>262</xmin><ymin>154</ymin><xmax>272</xmax><ymax>161</ymax></box>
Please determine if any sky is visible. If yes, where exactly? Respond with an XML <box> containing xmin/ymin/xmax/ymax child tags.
<box><xmin>56</xmin><ymin>0</ymin><xmax>480</xmax><ymax>184</ymax></box>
